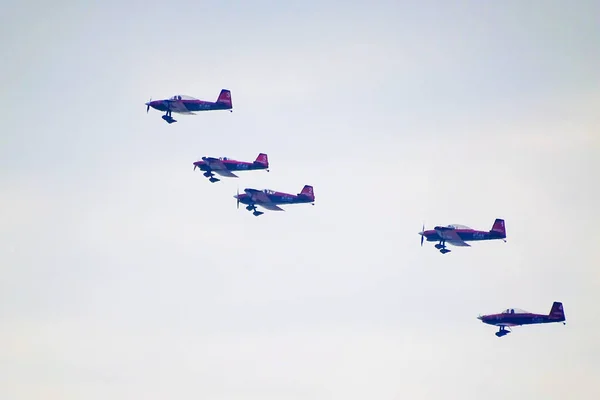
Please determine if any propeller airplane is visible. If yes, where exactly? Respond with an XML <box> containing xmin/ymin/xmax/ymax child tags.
<box><xmin>478</xmin><ymin>302</ymin><xmax>566</xmax><ymax>337</ymax></box>
<box><xmin>145</xmin><ymin>89</ymin><xmax>232</xmax><ymax>124</ymax></box>
<box><xmin>234</xmin><ymin>185</ymin><xmax>315</xmax><ymax>216</ymax></box>
<box><xmin>193</xmin><ymin>153</ymin><xmax>269</xmax><ymax>183</ymax></box>
<box><xmin>419</xmin><ymin>218</ymin><xmax>506</xmax><ymax>254</ymax></box>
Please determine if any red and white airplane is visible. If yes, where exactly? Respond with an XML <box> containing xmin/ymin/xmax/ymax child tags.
<box><xmin>145</xmin><ymin>89</ymin><xmax>232</xmax><ymax>124</ymax></box>
<box><xmin>234</xmin><ymin>185</ymin><xmax>315</xmax><ymax>216</ymax></box>
<box><xmin>478</xmin><ymin>302</ymin><xmax>566</xmax><ymax>337</ymax></box>
<box><xmin>193</xmin><ymin>153</ymin><xmax>269</xmax><ymax>183</ymax></box>
<box><xmin>419</xmin><ymin>218</ymin><xmax>506</xmax><ymax>254</ymax></box>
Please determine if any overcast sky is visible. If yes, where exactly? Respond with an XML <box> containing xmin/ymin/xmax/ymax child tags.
<box><xmin>1</xmin><ymin>1</ymin><xmax>599</xmax><ymax>399</ymax></box>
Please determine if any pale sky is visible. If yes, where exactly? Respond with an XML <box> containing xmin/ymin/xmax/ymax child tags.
<box><xmin>1</xmin><ymin>1</ymin><xmax>599</xmax><ymax>399</ymax></box>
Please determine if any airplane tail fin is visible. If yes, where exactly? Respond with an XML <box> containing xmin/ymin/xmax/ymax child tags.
<box><xmin>254</xmin><ymin>153</ymin><xmax>268</xmax><ymax>167</ymax></box>
<box><xmin>216</xmin><ymin>89</ymin><xmax>232</xmax><ymax>108</ymax></box>
<box><xmin>298</xmin><ymin>185</ymin><xmax>315</xmax><ymax>201</ymax></box>
<box><xmin>490</xmin><ymin>218</ymin><xmax>506</xmax><ymax>238</ymax></box>
<box><xmin>549</xmin><ymin>302</ymin><xmax>565</xmax><ymax>321</ymax></box>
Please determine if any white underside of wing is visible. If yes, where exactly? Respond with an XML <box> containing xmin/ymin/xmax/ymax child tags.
<box><xmin>213</xmin><ymin>169</ymin><xmax>238</xmax><ymax>178</ymax></box>
<box><xmin>258</xmin><ymin>203</ymin><xmax>284</xmax><ymax>211</ymax></box>
<box><xmin>447</xmin><ymin>240</ymin><xmax>471</xmax><ymax>247</ymax></box>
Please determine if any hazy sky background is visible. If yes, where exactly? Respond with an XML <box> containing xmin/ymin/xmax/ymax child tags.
<box><xmin>1</xmin><ymin>1</ymin><xmax>599</xmax><ymax>399</ymax></box>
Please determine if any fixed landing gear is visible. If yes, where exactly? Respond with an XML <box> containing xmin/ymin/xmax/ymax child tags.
<box><xmin>495</xmin><ymin>327</ymin><xmax>511</xmax><ymax>337</ymax></box>
<box><xmin>202</xmin><ymin>171</ymin><xmax>220</xmax><ymax>183</ymax></box>
<box><xmin>435</xmin><ymin>241</ymin><xmax>451</xmax><ymax>254</ymax></box>
<box><xmin>245</xmin><ymin>204</ymin><xmax>263</xmax><ymax>216</ymax></box>
<box><xmin>162</xmin><ymin>110</ymin><xmax>177</xmax><ymax>124</ymax></box>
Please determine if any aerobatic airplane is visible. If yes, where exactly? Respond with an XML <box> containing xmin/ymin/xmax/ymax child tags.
<box><xmin>418</xmin><ymin>218</ymin><xmax>506</xmax><ymax>254</ymax></box>
<box><xmin>145</xmin><ymin>89</ymin><xmax>232</xmax><ymax>123</ymax></box>
<box><xmin>193</xmin><ymin>153</ymin><xmax>269</xmax><ymax>183</ymax></box>
<box><xmin>234</xmin><ymin>185</ymin><xmax>315</xmax><ymax>216</ymax></box>
<box><xmin>478</xmin><ymin>302</ymin><xmax>566</xmax><ymax>337</ymax></box>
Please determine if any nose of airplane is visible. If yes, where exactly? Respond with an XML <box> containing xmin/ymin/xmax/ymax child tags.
<box><xmin>477</xmin><ymin>315</ymin><xmax>483</xmax><ymax>320</ymax></box>
<box><xmin>145</xmin><ymin>98</ymin><xmax>154</xmax><ymax>113</ymax></box>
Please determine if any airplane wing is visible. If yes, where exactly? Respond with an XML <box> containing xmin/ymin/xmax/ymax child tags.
<box><xmin>245</xmin><ymin>190</ymin><xmax>285</xmax><ymax>211</ymax></box>
<box><xmin>203</xmin><ymin>158</ymin><xmax>238</xmax><ymax>177</ymax></box>
<box><xmin>246</xmin><ymin>190</ymin><xmax>271</xmax><ymax>203</ymax></box>
<box><xmin>166</xmin><ymin>100</ymin><xmax>196</xmax><ymax>114</ymax></box>
<box><xmin>166</xmin><ymin>100</ymin><xmax>190</xmax><ymax>113</ymax></box>
<box><xmin>447</xmin><ymin>239</ymin><xmax>471</xmax><ymax>247</ymax></box>
<box><xmin>213</xmin><ymin>169</ymin><xmax>238</xmax><ymax>178</ymax></box>
<box><xmin>435</xmin><ymin>228</ymin><xmax>471</xmax><ymax>247</ymax></box>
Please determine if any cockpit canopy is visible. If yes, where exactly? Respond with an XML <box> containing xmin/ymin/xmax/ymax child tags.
<box><xmin>501</xmin><ymin>308</ymin><xmax>529</xmax><ymax>314</ymax></box>
<box><xmin>263</xmin><ymin>189</ymin><xmax>276</xmax><ymax>194</ymax></box>
<box><xmin>169</xmin><ymin>95</ymin><xmax>198</xmax><ymax>101</ymax></box>
<box><xmin>219</xmin><ymin>157</ymin><xmax>229</xmax><ymax>161</ymax></box>
<box><xmin>446</xmin><ymin>224</ymin><xmax>472</xmax><ymax>230</ymax></box>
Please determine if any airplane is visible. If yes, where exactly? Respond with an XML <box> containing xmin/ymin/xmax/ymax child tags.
<box><xmin>478</xmin><ymin>302</ymin><xmax>566</xmax><ymax>337</ymax></box>
<box><xmin>234</xmin><ymin>185</ymin><xmax>315</xmax><ymax>216</ymax></box>
<box><xmin>193</xmin><ymin>153</ymin><xmax>269</xmax><ymax>183</ymax></box>
<box><xmin>145</xmin><ymin>89</ymin><xmax>233</xmax><ymax>123</ymax></box>
<box><xmin>418</xmin><ymin>218</ymin><xmax>506</xmax><ymax>254</ymax></box>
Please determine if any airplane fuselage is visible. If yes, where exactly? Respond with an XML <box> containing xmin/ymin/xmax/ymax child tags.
<box><xmin>149</xmin><ymin>100</ymin><xmax>231</xmax><ymax>113</ymax></box>
<box><xmin>236</xmin><ymin>192</ymin><xmax>311</xmax><ymax>206</ymax></box>
<box><xmin>422</xmin><ymin>229</ymin><xmax>505</xmax><ymax>243</ymax></box>
<box><xmin>194</xmin><ymin>161</ymin><xmax>266</xmax><ymax>173</ymax></box>
<box><xmin>479</xmin><ymin>313</ymin><xmax>565</xmax><ymax>327</ymax></box>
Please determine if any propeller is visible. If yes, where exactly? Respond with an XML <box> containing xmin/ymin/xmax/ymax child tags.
<box><xmin>236</xmin><ymin>187</ymin><xmax>240</xmax><ymax>209</ymax></box>
<box><xmin>420</xmin><ymin>223</ymin><xmax>425</xmax><ymax>247</ymax></box>
<box><xmin>146</xmin><ymin>97</ymin><xmax>152</xmax><ymax>113</ymax></box>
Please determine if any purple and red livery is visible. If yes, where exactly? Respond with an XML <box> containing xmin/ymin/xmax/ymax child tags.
<box><xmin>193</xmin><ymin>153</ymin><xmax>269</xmax><ymax>183</ymax></box>
<box><xmin>418</xmin><ymin>218</ymin><xmax>506</xmax><ymax>254</ymax></box>
<box><xmin>478</xmin><ymin>302</ymin><xmax>566</xmax><ymax>337</ymax></box>
<box><xmin>145</xmin><ymin>89</ymin><xmax>233</xmax><ymax>124</ymax></box>
<box><xmin>234</xmin><ymin>185</ymin><xmax>315</xmax><ymax>216</ymax></box>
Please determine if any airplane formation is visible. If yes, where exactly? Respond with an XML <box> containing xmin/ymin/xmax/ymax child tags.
<box><xmin>145</xmin><ymin>88</ymin><xmax>566</xmax><ymax>338</ymax></box>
